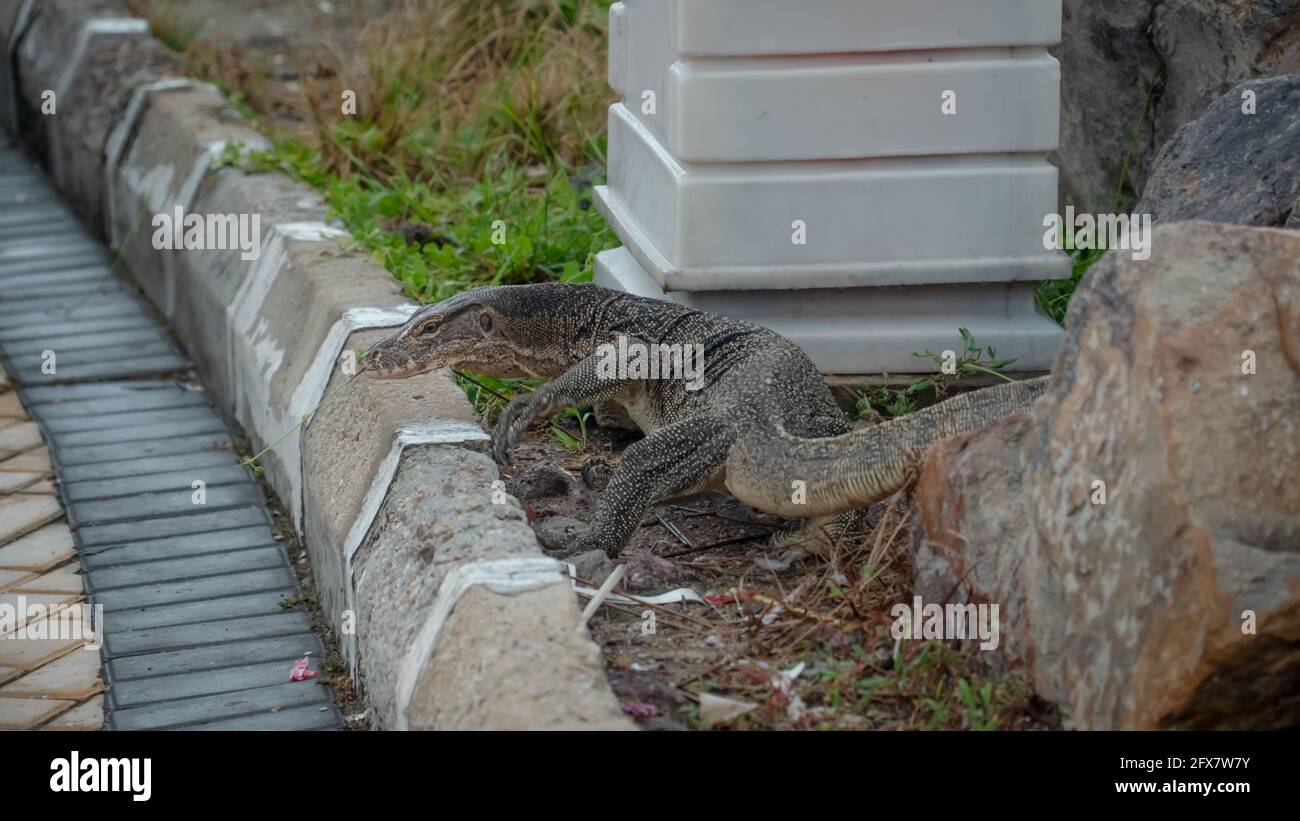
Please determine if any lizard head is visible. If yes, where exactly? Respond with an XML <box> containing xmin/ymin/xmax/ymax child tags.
<box><xmin>362</xmin><ymin>285</ymin><xmax>572</xmax><ymax>379</ymax></box>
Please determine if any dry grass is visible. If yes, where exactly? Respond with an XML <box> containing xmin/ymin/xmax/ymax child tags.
<box><xmin>298</xmin><ymin>0</ymin><xmax>614</xmax><ymax>183</ymax></box>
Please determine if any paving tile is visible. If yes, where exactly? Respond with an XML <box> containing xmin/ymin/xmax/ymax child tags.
<box><xmin>0</xmin><ymin>447</ymin><xmax>50</xmax><ymax>473</ymax></box>
<box><xmin>70</xmin><ymin>483</ymin><xmax>263</xmax><ymax>528</ymax></box>
<box><xmin>110</xmin><ymin>680</ymin><xmax>329</xmax><ymax>730</ymax></box>
<box><xmin>0</xmin><ymin>148</ymin><xmax>338</xmax><ymax>730</ymax></box>
<box><xmin>14</xmin><ymin>563</ymin><xmax>83</xmax><ymax>595</ymax></box>
<box><xmin>43</xmin><ymin>695</ymin><xmax>104</xmax><ymax>730</ymax></box>
<box><xmin>190</xmin><ymin>702</ymin><xmax>340</xmax><ymax>731</ymax></box>
<box><xmin>0</xmin><ymin>421</ymin><xmax>42</xmax><ymax>454</ymax></box>
<box><xmin>0</xmin><ymin>471</ymin><xmax>45</xmax><ymax>493</ymax></box>
<box><xmin>0</xmin><ymin>569</ymin><xmax>38</xmax><ymax>592</ymax></box>
<box><xmin>0</xmin><ymin>696</ymin><xmax>75</xmax><ymax>729</ymax></box>
<box><xmin>32</xmin><ymin>389</ymin><xmax>207</xmax><ymax>420</ymax></box>
<box><xmin>42</xmin><ymin>406</ymin><xmax>223</xmax><ymax>435</ymax></box>
<box><xmin>80</xmin><ymin>525</ymin><xmax>276</xmax><ymax>568</ymax></box>
<box><xmin>65</xmin><ymin>464</ymin><xmax>251</xmax><ymax>503</ymax></box>
<box><xmin>50</xmin><ymin>416</ymin><xmax>227</xmax><ymax>448</ymax></box>
<box><xmin>60</xmin><ymin>450</ymin><xmax>240</xmax><ymax>484</ymax></box>
<box><xmin>1</xmin><ymin>648</ymin><xmax>102</xmax><ymax>700</ymax></box>
<box><xmin>96</xmin><ymin>567</ymin><xmax>294</xmax><ymax>613</ymax></box>
<box><xmin>88</xmin><ymin>547</ymin><xmax>285</xmax><ymax>591</ymax></box>
<box><xmin>4</xmin><ymin>327</ymin><xmax>165</xmax><ymax>356</ymax></box>
<box><xmin>0</xmin><ymin>593</ymin><xmax>82</xmax><ymax>635</ymax></box>
<box><xmin>100</xmin><ymin>590</ymin><xmax>299</xmax><ymax>634</ymax></box>
<box><xmin>19</xmin><ymin>355</ymin><xmax>188</xmax><ymax>384</ymax></box>
<box><xmin>108</xmin><ymin>634</ymin><xmax>324</xmax><ymax>682</ymax></box>
<box><xmin>0</xmin><ymin>494</ymin><xmax>63</xmax><ymax>543</ymax></box>
<box><xmin>52</xmin><ymin>432</ymin><xmax>233</xmax><ymax>468</ymax></box>
<box><xmin>102</xmin><ymin>611</ymin><xmax>313</xmax><ymax>658</ymax></box>
<box><xmin>77</xmin><ymin>506</ymin><xmax>269</xmax><ymax>549</ymax></box>
<box><xmin>0</xmin><ymin>525</ymin><xmax>77</xmax><ymax>572</ymax></box>
<box><xmin>112</xmin><ymin>659</ymin><xmax>303</xmax><ymax>708</ymax></box>
<box><xmin>0</xmin><ymin>634</ymin><xmax>84</xmax><ymax>671</ymax></box>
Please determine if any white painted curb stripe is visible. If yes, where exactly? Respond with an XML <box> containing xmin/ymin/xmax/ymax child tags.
<box><xmin>104</xmin><ymin>78</ymin><xmax>202</xmax><ymax>248</ymax></box>
<box><xmin>55</xmin><ymin>19</ymin><xmax>149</xmax><ymax>101</ymax></box>
<box><xmin>287</xmin><ymin>304</ymin><xmax>420</xmax><ymax>528</ymax></box>
<box><xmin>342</xmin><ymin>420</ymin><xmax>491</xmax><ymax>674</ymax></box>
<box><xmin>394</xmin><ymin>557</ymin><xmax>568</xmax><ymax>731</ymax></box>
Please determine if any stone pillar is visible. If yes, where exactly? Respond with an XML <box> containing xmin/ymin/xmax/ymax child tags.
<box><xmin>595</xmin><ymin>0</ymin><xmax>1069</xmax><ymax>375</ymax></box>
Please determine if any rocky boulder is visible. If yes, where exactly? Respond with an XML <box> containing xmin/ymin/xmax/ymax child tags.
<box><xmin>1057</xmin><ymin>0</ymin><xmax>1300</xmax><ymax>211</ymax></box>
<box><xmin>1137</xmin><ymin>75</ymin><xmax>1300</xmax><ymax>227</ymax></box>
<box><xmin>910</xmin><ymin>222</ymin><xmax>1300</xmax><ymax>730</ymax></box>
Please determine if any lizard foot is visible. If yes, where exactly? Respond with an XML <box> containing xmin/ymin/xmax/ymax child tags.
<box><xmin>534</xmin><ymin>516</ymin><xmax>613</xmax><ymax>559</ymax></box>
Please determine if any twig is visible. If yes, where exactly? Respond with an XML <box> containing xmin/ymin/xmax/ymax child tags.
<box><xmin>239</xmin><ymin>370</ymin><xmax>363</xmax><ymax>471</ymax></box>
<box><xmin>576</xmin><ymin>564</ymin><xmax>627</xmax><ymax>630</ymax></box>
<box><xmin>656</xmin><ymin>513</ymin><xmax>693</xmax><ymax>548</ymax></box>
<box><xmin>662</xmin><ymin>531</ymin><xmax>767</xmax><ymax>559</ymax></box>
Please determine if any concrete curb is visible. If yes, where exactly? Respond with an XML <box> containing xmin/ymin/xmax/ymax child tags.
<box><xmin>1</xmin><ymin>0</ymin><xmax>631</xmax><ymax>730</ymax></box>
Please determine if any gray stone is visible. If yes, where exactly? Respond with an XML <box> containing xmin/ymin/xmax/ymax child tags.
<box><xmin>1137</xmin><ymin>75</ymin><xmax>1300</xmax><ymax>227</ymax></box>
<box><xmin>570</xmin><ymin>549</ymin><xmax>617</xmax><ymax>585</ymax></box>
<box><xmin>515</xmin><ymin>461</ymin><xmax>589</xmax><ymax>502</ymax></box>
<box><xmin>1057</xmin><ymin>0</ymin><xmax>1300</xmax><ymax>211</ymax></box>
<box><xmin>624</xmin><ymin>550</ymin><xmax>696</xmax><ymax>593</ymax></box>
<box><xmin>911</xmin><ymin>222</ymin><xmax>1300</xmax><ymax>730</ymax></box>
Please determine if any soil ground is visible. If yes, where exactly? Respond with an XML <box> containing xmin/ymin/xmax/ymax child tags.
<box><xmin>501</xmin><ymin>417</ymin><xmax>1060</xmax><ymax>732</ymax></box>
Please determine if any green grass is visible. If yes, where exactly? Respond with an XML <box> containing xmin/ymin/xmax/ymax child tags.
<box><xmin>201</xmin><ymin>1</ymin><xmax>619</xmax><ymax>302</ymax></box>
<box><xmin>222</xmin><ymin>139</ymin><xmax>615</xmax><ymax>303</ymax></box>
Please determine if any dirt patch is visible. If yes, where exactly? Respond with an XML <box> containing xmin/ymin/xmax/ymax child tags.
<box><xmin>124</xmin><ymin>0</ymin><xmax>395</xmax><ymax>134</ymax></box>
<box><xmin>500</xmin><ymin>417</ymin><xmax>1061</xmax><ymax>732</ymax></box>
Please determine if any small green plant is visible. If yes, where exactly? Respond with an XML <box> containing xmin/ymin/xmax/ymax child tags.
<box><xmin>851</xmin><ymin>328</ymin><xmax>1018</xmax><ymax>422</ymax></box>
<box><xmin>956</xmin><ymin>677</ymin><xmax>1004</xmax><ymax>731</ymax></box>
<box><xmin>550</xmin><ymin>406</ymin><xmax>593</xmax><ymax>451</ymax></box>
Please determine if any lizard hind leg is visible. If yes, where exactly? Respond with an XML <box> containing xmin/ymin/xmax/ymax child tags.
<box><xmin>549</xmin><ymin>416</ymin><xmax>736</xmax><ymax>559</ymax></box>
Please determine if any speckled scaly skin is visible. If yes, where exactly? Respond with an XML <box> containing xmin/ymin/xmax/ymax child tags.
<box><xmin>364</xmin><ymin>283</ymin><xmax>1048</xmax><ymax>558</ymax></box>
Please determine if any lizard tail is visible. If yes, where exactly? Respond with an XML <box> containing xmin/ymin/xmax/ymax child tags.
<box><xmin>726</xmin><ymin>376</ymin><xmax>1050</xmax><ymax>517</ymax></box>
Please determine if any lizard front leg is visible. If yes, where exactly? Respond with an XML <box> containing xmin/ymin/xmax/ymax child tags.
<box><xmin>491</xmin><ymin>349</ymin><xmax>636</xmax><ymax>465</ymax></box>
<box><xmin>550</xmin><ymin>416</ymin><xmax>736</xmax><ymax>559</ymax></box>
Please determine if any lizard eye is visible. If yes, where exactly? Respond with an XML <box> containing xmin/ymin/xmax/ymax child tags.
<box><xmin>478</xmin><ymin>313</ymin><xmax>494</xmax><ymax>334</ymax></box>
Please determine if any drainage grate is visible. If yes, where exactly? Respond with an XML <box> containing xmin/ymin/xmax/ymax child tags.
<box><xmin>0</xmin><ymin>143</ymin><xmax>342</xmax><ymax>730</ymax></box>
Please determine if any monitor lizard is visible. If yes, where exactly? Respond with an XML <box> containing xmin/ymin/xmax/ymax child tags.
<box><xmin>363</xmin><ymin>283</ymin><xmax>1048</xmax><ymax>559</ymax></box>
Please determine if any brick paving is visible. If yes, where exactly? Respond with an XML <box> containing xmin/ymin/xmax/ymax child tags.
<box><xmin>0</xmin><ymin>366</ymin><xmax>104</xmax><ymax>730</ymax></box>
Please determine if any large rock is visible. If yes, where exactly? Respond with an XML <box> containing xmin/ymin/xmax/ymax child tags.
<box><xmin>1137</xmin><ymin>75</ymin><xmax>1300</xmax><ymax>227</ymax></box>
<box><xmin>1058</xmin><ymin>0</ymin><xmax>1300</xmax><ymax>211</ymax></box>
<box><xmin>911</xmin><ymin>222</ymin><xmax>1300</xmax><ymax>729</ymax></box>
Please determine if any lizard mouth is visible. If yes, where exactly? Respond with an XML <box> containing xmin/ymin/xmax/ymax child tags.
<box><xmin>361</xmin><ymin>358</ymin><xmax>441</xmax><ymax>379</ymax></box>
